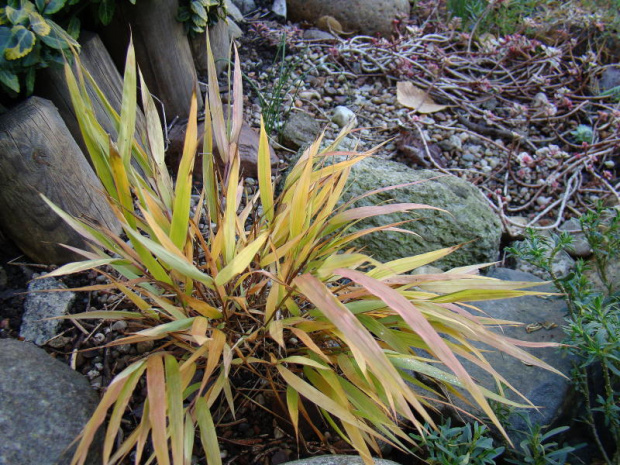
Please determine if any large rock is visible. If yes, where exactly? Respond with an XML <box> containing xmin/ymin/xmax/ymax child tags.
<box><xmin>287</xmin><ymin>0</ymin><xmax>410</xmax><ymax>37</ymax></box>
<box><xmin>282</xmin><ymin>456</ymin><xmax>401</xmax><ymax>465</ymax></box>
<box><xmin>0</xmin><ymin>339</ymin><xmax>101</xmax><ymax>465</ymax></box>
<box><xmin>343</xmin><ymin>157</ymin><xmax>501</xmax><ymax>269</ymax></box>
<box><xmin>20</xmin><ymin>276</ymin><xmax>75</xmax><ymax>346</ymax></box>
<box><xmin>442</xmin><ymin>268</ymin><xmax>575</xmax><ymax>439</ymax></box>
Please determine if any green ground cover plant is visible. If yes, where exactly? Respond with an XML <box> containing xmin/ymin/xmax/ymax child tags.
<box><xmin>0</xmin><ymin>0</ymin><xmax>225</xmax><ymax>97</ymax></box>
<box><xmin>409</xmin><ymin>419</ymin><xmax>504</xmax><ymax>464</ymax></box>
<box><xmin>47</xmin><ymin>38</ymin><xmax>569</xmax><ymax>464</ymax></box>
<box><xmin>0</xmin><ymin>0</ymin><xmax>80</xmax><ymax>95</ymax></box>
<box><xmin>508</xmin><ymin>204</ymin><xmax>620</xmax><ymax>464</ymax></box>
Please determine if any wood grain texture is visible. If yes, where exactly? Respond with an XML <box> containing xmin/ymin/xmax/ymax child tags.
<box><xmin>36</xmin><ymin>32</ymin><xmax>148</xmax><ymax>160</ymax></box>
<box><xmin>98</xmin><ymin>0</ymin><xmax>203</xmax><ymax>121</ymax></box>
<box><xmin>0</xmin><ymin>97</ymin><xmax>119</xmax><ymax>264</ymax></box>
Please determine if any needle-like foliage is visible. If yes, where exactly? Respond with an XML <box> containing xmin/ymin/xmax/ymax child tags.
<box><xmin>47</xmin><ymin>37</ymin><xmax>565</xmax><ymax>465</ymax></box>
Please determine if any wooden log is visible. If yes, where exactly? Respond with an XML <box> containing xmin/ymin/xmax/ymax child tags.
<box><xmin>36</xmin><ymin>31</ymin><xmax>148</xmax><ymax>161</ymax></box>
<box><xmin>0</xmin><ymin>97</ymin><xmax>119</xmax><ymax>265</ymax></box>
<box><xmin>98</xmin><ymin>0</ymin><xmax>203</xmax><ymax>122</ymax></box>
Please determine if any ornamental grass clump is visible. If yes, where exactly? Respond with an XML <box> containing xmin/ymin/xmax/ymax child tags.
<box><xmin>48</xmin><ymin>38</ymin><xmax>565</xmax><ymax>465</ymax></box>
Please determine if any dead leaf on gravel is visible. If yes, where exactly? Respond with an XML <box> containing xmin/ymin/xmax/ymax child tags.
<box><xmin>397</xmin><ymin>81</ymin><xmax>448</xmax><ymax>113</ymax></box>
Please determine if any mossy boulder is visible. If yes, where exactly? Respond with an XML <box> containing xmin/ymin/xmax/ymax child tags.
<box><xmin>344</xmin><ymin>157</ymin><xmax>501</xmax><ymax>269</ymax></box>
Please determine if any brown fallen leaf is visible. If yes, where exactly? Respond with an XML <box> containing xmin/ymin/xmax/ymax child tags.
<box><xmin>397</xmin><ymin>81</ymin><xmax>448</xmax><ymax>114</ymax></box>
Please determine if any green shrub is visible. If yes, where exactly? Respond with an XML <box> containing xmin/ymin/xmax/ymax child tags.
<box><xmin>410</xmin><ymin>419</ymin><xmax>504</xmax><ymax>465</ymax></box>
<box><xmin>0</xmin><ymin>0</ymin><xmax>80</xmax><ymax>96</ymax></box>
<box><xmin>176</xmin><ymin>0</ymin><xmax>226</xmax><ymax>36</ymax></box>
<box><xmin>508</xmin><ymin>204</ymin><xmax>620</xmax><ymax>464</ymax></box>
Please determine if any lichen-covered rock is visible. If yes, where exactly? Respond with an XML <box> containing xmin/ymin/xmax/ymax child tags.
<box><xmin>287</xmin><ymin>0</ymin><xmax>410</xmax><ymax>37</ymax></box>
<box><xmin>0</xmin><ymin>339</ymin><xmax>101</xmax><ymax>465</ymax></box>
<box><xmin>343</xmin><ymin>157</ymin><xmax>501</xmax><ymax>269</ymax></box>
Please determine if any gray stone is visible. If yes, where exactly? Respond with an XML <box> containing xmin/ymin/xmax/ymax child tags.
<box><xmin>513</xmin><ymin>241</ymin><xmax>576</xmax><ymax>280</ymax></box>
<box><xmin>287</xmin><ymin>0</ymin><xmax>411</xmax><ymax>37</ymax></box>
<box><xmin>272</xmin><ymin>0</ymin><xmax>287</xmax><ymax>17</ymax></box>
<box><xmin>332</xmin><ymin>106</ymin><xmax>356</xmax><ymax>128</ymax></box>
<box><xmin>0</xmin><ymin>339</ymin><xmax>101</xmax><ymax>465</ymax></box>
<box><xmin>584</xmin><ymin>257</ymin><xmax>620</xmax><ymax>294</ymax></box>
<box><xmin>281</xmin><ymin>455</ymin><xmax>401</xmax><ymax>465</ymax></box>
<box><xmin>20</xmin><ymin>276</ymin><xmax>75</xmax><ymax>346</ymax></box>
<box><xmin>302</xmin><ymin>29</ymin><xmax>337</xmax><ymax>41</ymax></box>
<box><xmin>598</xmin><ymin>65</ymin><xmax>620</xmax><ymax>94</ymax></box>
<box><xmin>281</xmin><ymin>111</ymin><xmax>322</xmax><ymax>150</ymax></box>
<box><xmin>559</xmin><ymin>218</ymin><xmax>592</xmax><ymax>258</ymax></box>
<box><xmin>230</xmin><ymin>0</ymin><xmax>256</xmax><ymax>14</ymax></box>
<box><xmin>444</xmin><ymin>268</ymin><xmax>574</xmax><ymax>439</ymax></box>
<box><xmin>342</xmin><ymin>157</ymin><xmax>502</xmax><ymax>269</ymax></box>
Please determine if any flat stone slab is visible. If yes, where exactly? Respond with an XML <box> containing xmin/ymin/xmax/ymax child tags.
<box><xmin>281</xmin><ymin>455</ymin><xmax>402</xmax><ymax>465</ymax></box>
<box><xmin>0</xmin><ymin>339</ymin><xmax>101</xmax><ymax>465</ymax></box>
<box><xmin>20</xmin><ymin>276</ymin><xmax>75</xmax><ymax>346</ymax></box>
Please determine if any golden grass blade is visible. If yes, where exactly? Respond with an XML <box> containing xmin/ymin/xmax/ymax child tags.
<box><xmin>190</xmin><ymin>317</ymin><xmax>209</xmax><ymax>345</ymax></box>
<box><xmin>289</xmin><ymin>327</ymin><xmax>331</xmax><ymax>364</ymax></box>
<box><xmin>52</xmin><ymin>310</ymin><xmax>143</xmax><ymax>320</ymax></box>
<box><xmin>71</xmin><ymin>361</ymin><xmax>146</xmax><ymax>465</ymax></box>
<box><xmin>277</xmin><ymin>365</ymin><xmax>378</xmax><ymax>436</ymax></box>
<box><xmin>195</xmin><ymin>398</ymin><xmax>222</xmax><ymax>465</ymax></box>
<box><xmin>330</xmin><ymin>203</ymin><xmax>445</xmax><ymax>227</ymax></box>
<box><xmin>139</xmin><ymin>71</ymin><xmax>173</xmax><ymax>208</ymax></box>
<box><xmin>180</xmin><ymin>294</ymin><xmax>222</xmax><ymax>319</ymax></box>
<box><xmin>165</xmin><ymin>355</ymin><xmax>185</xmax><ymax>465</ymax></box>
<box><xmin>223</xmin><ymin>155</ymin><xmax>240</xmax><ymax>264</ymax></box>
<box><xmin>368</xmin><ymin>246</ymin><xmax>460</xmax><ymax>280</ymax></box>
<box><xmin>230</xmin><ymin>45</ymin><xmax>243</xmax><ymax>143</ymax></box>
<box><xmin>430</xmin><ymin>288</ymin><xmax>555</xmax><ymax>303</ymax></box>
<box><xmin>41</xmin><ymin>195</ymin><xmax>123</xmax><ymax>256</ymax></box>
<box><xmin>183</xmin><ymin>413</ymin><xmax>196</xmax><ymax>465</ymax></box>
<box><xmin>204</xmin><ymin>329</ymin><xmax>226</xmax><ymax>381</ymax></box>
<box><xmin>124</xmin><ymin>229</ymin><xmax>214</xmax><ymax>288</ymax></box>
<box><xmin>286</xmin><ymin>385</ymin><xmax>300</xmax><ymax>437</ymax></box>
<box><xmin>109</xmin><ymin>140</ymin><xmax>136</xmax><ymax>227</ymax></box>
<box><xmin>64</xmin><ymin>61</ymin><xmax>115</xmax><ymax>196</ymax></box>
<box><xmin>170</xmin><ymin>93</ymin><xmax>199</xmax><ymax>250</ymax></box>
<box><xmin>206</xmin><ymin>33</ymin><xmax>229</xmax><ymax>162</ymax></box>
<box><xmin>215</xmin><ymin>232</ymin><xmax>268</xmax><ymax>286</ymax></box>
<box><xmin>334</xmin><ymin>267</ymin><xmax>510</xmax><ymax>442</ymax></box>
<box><xmin>133</xmin><ymin>318</ymin><xmax>195</xmax><ymax>338</ymax></box>
<box><xmin>118</xmin><ymin>37</ymin><xmax>137</xmax><ymax>169</ymax></box>
<box><xmin>259</xmin><ymin>234</ymin><xmax>304</xmax><ymax>267</ymax></box>
<box><xmin>280</xmin><ymin>356</ymin><xmax>329</xmax><ymax>370</ymax></box>
<box><xmin>147</xmin><ymin>355</ymin><xmax>171</xmax><ymax>465</ymax></box>
<box><xmin>315</xmin><ymin>253</ymin><xmax>371</xmax><ymax>279</ymax></box>
<box><xmin>289</xmin><ymin>151</ymin><xmax>313</xmax><ymax>239</ymax></box>
<box><xmin>257</xmin><ymin>118</ymin><xmax>274</xmax><ymax>223</ymax></box>
<box><xmin>103</xmin><ymin>364</ymin><xmax>147</xmax><ymax>463</ymax></box>
<box><xmin>202</xmin><ymin>104</ymin><xmax>218</xmax><ymax>219</ymax></box>
<box><xmin>43</xmin><ymin>258</ymin><xmax>124</xmax><ymax>278</ymax></box>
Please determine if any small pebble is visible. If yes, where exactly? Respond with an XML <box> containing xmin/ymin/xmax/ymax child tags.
<box><xmin>331</xmin><ymin>106</ymin><xmax>356</xmax><ymax>128</ymax></box>
<box><xmin>111</xmin><ymin>320</ymin><xmax>128</xmax><ymax>332</ymax></box>
<box><xmin>136</xmin><ymin>340</ymin><xmax>155</xmax><ymax>354</ymax></box>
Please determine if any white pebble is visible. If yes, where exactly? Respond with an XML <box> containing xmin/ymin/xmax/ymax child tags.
<box><xmin>331</xmin><ymin>106</ymin><xmax>356</xmax><ymax>128</ymax></box>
